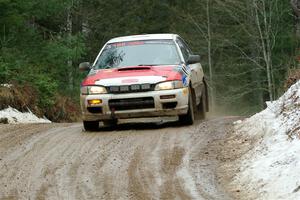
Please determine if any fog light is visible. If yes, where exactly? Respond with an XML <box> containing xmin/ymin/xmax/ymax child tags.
<box><xmin>160</xmin><ymin>95</ymin><xmax>176</xmax><ymax>99</ymax></box>
<box><xmin>88</xmin><ymin>99</ymin><xmax>102</xmax><ymax>105</ymax></box>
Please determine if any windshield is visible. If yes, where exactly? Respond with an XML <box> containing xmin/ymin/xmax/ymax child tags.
<box><xmin>94</xmin><ymin>40</ymin><xmax>181</xmax><ymax>69</ymax></box>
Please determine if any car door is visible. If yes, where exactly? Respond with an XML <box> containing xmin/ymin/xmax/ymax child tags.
<box><xmin>176</xmin><ymin>37</ymin><xmax>204</xmax><ymax>105</ymax></box>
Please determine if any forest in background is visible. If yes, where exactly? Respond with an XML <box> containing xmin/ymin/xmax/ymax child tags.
<box><xmin>0</xmin><ymin>0</ymin><xmax>299</xmax><ymax>119</ymax></box>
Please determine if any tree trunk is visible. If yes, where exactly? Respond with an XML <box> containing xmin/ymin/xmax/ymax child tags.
<box><xmin>206</xmin><ymin>0</ymin><xmax>214</xmax><ymax>111</ymax></box>
<box><xmin>291</xmin><ymin>0</ymin><xmax>300</xmax><ymax>70</ymax></box>
<box><xmin>248</xmin><ymin>0</ymin><xmax>264</xmax><ymax>109</ymax></box>
<box><xmin>291</xmin><ymin>0</ymin><xmax>300</xmax><ymax>39</ymax></box>
<box><xmin>67</xmin><ymin>2</ymin><xmax>73</xmax><ymax>91</ymax></box>
<box><xmin>254</xmin><ymin>0</ymin><xmax>274</xmax><ymax>101</ymax></box>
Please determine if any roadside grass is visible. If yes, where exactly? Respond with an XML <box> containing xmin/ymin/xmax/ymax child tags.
<box><xmin>0</xmin><ymin>84</ymin><xmax>80</xmax><ymax>122</ymax></box>
<box><xmin>47</xmin><ymin>95</ymin><xmax>81</xmax><ymax>122</ymax></box>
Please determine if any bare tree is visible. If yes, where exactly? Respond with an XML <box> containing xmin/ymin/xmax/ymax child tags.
<box><xmin>171</xmin><ymin>0</ymin><xmax>283</xmax><ymax>111</ymax></box>
<box><xmin>291</xmin><ymin>0</ymin><xmax>300</xmax><ymax>38</ymax></box>
<box><xmin>183</xmin><ymin>1</ymin><xmax>215</xmax><ymax>110</ymax></box>
<box><xmin>67</xmin><ymin>0</ymin><xmax>73</xmax><ymax>91</ymax></box>
<box><xmin>214</xmin><ymin>0</ymin><xmax>277</xmax><ymax>101</ymax></box>
<box><xmin>206</xmin><ymin>0</ymin><xmax>214</xmax><ymax>109</ymax></box>
<box><xmin>253</xmin><ymin>0</ymin><xmax>275</xmax><ymax>101</ymax></box>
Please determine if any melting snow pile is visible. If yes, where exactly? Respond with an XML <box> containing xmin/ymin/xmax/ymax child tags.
<box><xmin>233</xmin><ymin>80</ymin><xmax>300</xmax><ymax>200</ymax></box>
<box><xmin>0</xmin><ymin>107</ymin><xmax>51</xmax><ymax>124</ymax></box>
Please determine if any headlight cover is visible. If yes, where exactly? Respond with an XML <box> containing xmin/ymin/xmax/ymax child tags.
<box><xmin>81</xmin><ymin>86</ymin><xmax>107</xmax><ymax>95</ymax></box>
<box><xmin>155</xmin><ymin>81</ymin><xmax>184</xmax><ymax>91</ymax></box>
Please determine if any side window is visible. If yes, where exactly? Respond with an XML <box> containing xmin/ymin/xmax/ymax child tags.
<box><xmin>176</xmin><ymin>39</ymin><xmax>189</xmax><ymax>62</ymax></box>
<box><xmin>181</xmin><ymin>39</ymin><xmax>193</xmax><ymax>55</ymax></box>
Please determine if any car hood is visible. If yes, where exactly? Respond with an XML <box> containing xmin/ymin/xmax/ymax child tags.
<box><xmin>81</xmin><ymin>65</ymin><xmax>183</xmax><ymax>86</ymax></box>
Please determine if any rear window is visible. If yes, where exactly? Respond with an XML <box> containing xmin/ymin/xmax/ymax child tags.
<box><xmin>94</xmin><ymin>40</ymin><xmax>181</xmax><ymax>69</ymax></box>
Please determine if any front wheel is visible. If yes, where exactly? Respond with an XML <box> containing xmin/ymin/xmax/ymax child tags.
<box><xmin>83</xmin><ymin>121</ymin><xmax>99</xmax><ymax>131</ymax></box>
<box><xmin>179</xmin><ymin>88</ymin><xmax>195</xmax><ymax>125</ymax></box>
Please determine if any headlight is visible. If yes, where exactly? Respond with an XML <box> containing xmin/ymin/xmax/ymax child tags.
<box><xmin>155</xmin><ymin>81</ymin><xmax>184</xmax><ymax>91</ymax></box>
<box><xmin>81</xmin><ymin>86</ymin><xmax>107</xmax><ymax>95</ymax></box>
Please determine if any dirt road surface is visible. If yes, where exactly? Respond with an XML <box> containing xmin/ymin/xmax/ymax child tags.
<box><xmin>0</xmin><ymin>117</ymin><xmax>240</xmax><ymax>200</ymax></box>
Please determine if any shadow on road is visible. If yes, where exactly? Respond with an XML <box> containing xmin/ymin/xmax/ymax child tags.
<box><xmin>84</xmin><ymin>119</ymin><xmax>206</xmax><ymax>133</ymax></box>
<box><xmin>97</xmin><ymin>121</ymin><xmax>182</xmax><ymax>132</ymax></box>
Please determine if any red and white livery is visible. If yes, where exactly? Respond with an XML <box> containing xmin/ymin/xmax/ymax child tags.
<box><xmin>79</xmin><ymin>34</ymin><xmax>208</xmax><ymax>131</ymax></box>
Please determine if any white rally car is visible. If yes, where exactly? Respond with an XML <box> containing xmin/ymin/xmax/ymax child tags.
<box><xmin>79</xmin><ymin>34</ymin><xmax>208</xmax><ymax>131</ymax></box>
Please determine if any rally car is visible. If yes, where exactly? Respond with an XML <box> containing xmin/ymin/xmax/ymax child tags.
<box><xmin>79</xmin><ymin>34</ymin><xmax>209</xmax><ymax>131</ymax></box>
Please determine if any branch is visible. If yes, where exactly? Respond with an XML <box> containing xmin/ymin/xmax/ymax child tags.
<box><xmin>291</xmin><ymin>0</ymin><xmax>300</xmax><ymax>17</ymax></box>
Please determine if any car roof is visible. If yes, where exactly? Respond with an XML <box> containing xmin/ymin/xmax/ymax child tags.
<box><xmin>107</xmin><ymin>34</ymin><xmax>179</xmax><ymax>43</ymax></box>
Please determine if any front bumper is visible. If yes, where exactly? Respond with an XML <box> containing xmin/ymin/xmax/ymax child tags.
<box><xmin>80</xmin><ymin>88</ymin><xmax>189</xmax><ymax>121</ymax></box>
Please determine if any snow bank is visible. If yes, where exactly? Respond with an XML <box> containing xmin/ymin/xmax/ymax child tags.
<box><xmin>0</xmin><ymin>107</ymin><xmax>51</xmax><ymax>124</ymax></box>
<box><xmin>0</xmin><ymin>83</ymin><xmax>13</xmax><ymax>88</ymax></box>
<box><xmin>233</xmin><ymin>80</ymin><xmax>300</xmax><ymax>200</ymax></box>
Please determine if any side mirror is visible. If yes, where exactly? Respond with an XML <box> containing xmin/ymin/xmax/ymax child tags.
<box><xmin>79</xmin><ymin>62</ymin><xmax>91</xmax><ymax>71</ymax></box>
<box><xmin>187</xmin><ymin>55</ymin><xmax>201</xmax><ymax>65</ymax></box>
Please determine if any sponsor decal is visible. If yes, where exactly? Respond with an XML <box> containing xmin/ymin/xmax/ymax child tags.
<box><xmin>186</xmin><ymin>64</ymin><xmax>191</xmax><ymax>73</ymax></box>
<box><xmin>121</xmin><ymin>78</ymin><xmax>139</xmax><ymax>83</ymax></box>
<box><xmin>107</xmin><ymin>41</ymin><xmax>146</xmax><ymax>49</ymax></box>
<box><xmin>95</xmin><ymin>76</ymin><xmax>166</xmax><ymax>86</ymax></box>
<box><xmin>181</xmin><ymin>64</ymin><xmax>191</xmax><ymax>76</ymax></box>
<box><xmin>182</xmin><ymin>74</ymin><xmax>188</xmax><ymax>86</ymax></box>
<box><xmin>173</xmin><ymin>64</ymin><xmax>190</xmax><ymax>87</ymax></box>
<box><xmin>173</xmin><ymin>64</ymin><xmax>190</xmax><ymax>76</ymax></box>
<box><xmin>111</xmin><ymin>41</ymin><xmax>145</xmax><ymax>47</ymax></box>
<box><xmin>107</xmin><ymin>40</ymin><xmax>174</xmax><ymax>49</ymax></box>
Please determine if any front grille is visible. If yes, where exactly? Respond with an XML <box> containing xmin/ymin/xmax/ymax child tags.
<box><xmin>106</xmin><ymin>84</ymin><xmax>154</xmax><ymax>94</ymax></box>
<box><xmin>109</xmin><ymin>97</ymin><xmax>154</xmax><ymax>111</ymax></box>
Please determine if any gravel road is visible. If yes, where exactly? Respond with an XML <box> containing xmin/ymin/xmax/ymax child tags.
<box><xmin>0</xmin><ymin>117</ymin><xmax>239</xmax><ymax>200</ymax></box>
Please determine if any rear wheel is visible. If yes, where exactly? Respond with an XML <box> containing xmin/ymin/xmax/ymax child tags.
<box><xmin>179</xmin><ymin>87</ymin><xmax>195</xmax><ymax>125</ymax></box>
<box><xmin>83</xmin><ymin>121</ymin><xmax>99</xmax><ymax>131</ymax></box>
<box><xmin>198</xmin><ymin>86</ymin><xmax>207</xmax><ymax>120</ymax></box>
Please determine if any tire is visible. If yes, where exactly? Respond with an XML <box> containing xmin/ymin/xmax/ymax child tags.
<box><xmin>198</xmin><ymin>87</ymin><xmax>207</xmax><ymax>120</ymax></box>
<box><xmin>83</xmin><ymin>121</ymin><xmax>99</xmax><ymax>131</ymax></box>
<box><xmin>103</xmin><ymin>119</ymin><xmax>118</xmax><ymax>127</ymax></box>
<box><xmin>179</xmin><ymin>87</ymin><xmax>195</xmax><ymax>125</ymax></box>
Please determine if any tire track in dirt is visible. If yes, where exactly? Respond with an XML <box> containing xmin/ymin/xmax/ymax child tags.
<box><xmin>159</xmin><ymin>146</ymin><xmax>188</xmax><ymax>200</ymax></box>
<box><xmin>0</xmin><ymin>117</ymin><xmax>240</xmax><ymax>199</ymax></box>
<box><xmin>128</xmin><ymin>149</ymin><xmax>152</xmax><ymax>200</ymax></box>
